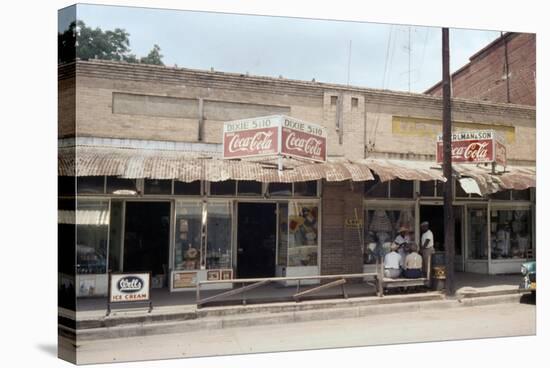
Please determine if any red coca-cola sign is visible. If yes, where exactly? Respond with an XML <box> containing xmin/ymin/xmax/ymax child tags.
<box><xmin>435</xmin><ymin>130</ymin><xmax>506</xmax><ymax>165</ymax></box>
<box><xmin>222</xmin><ymin>115</ymin><xmax>327</xmax><ymax>162</ymax></box>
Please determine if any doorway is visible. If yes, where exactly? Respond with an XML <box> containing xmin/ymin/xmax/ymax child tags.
<box><xmin>237</xmin><ymin>202</ymin><xmax>277</xmax><ymax>278</ymax></box>
<box><xmin>123</xmin><ymin>202</ymin><xmax>171</xmax><ymax>278</ymax></box>
<box><xmin>419</xmin><ymin>205</ymin><xmax>463</xmax><ymax>255</ymax></box>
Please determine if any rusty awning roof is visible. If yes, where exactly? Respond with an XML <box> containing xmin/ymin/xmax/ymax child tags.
<box><xmin>58</xmin><ymin>141</ymin><xmax>535</xmax><ymax>193</ymax></box>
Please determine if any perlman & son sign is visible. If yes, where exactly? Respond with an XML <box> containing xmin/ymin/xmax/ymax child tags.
<box><xmin>436</xmin><ymin>130</ymin><xmax>506</xmax><ymax>166</ymax></box>
<box><xmin>223</xmin><ymin>115</ymin><xmax>327</xmax><ymax>162</ymax></box>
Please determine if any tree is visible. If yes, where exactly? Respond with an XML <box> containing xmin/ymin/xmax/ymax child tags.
<box><xmin>58</xmin><ymin>21</ymin><xmax>164</xmax><ymax>66</ymax></box>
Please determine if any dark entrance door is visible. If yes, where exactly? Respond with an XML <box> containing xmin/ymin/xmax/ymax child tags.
<box><xmin>237</xmin><ymin>203</ymin><xmax>277</xmax><ymax>278</ymax></box>
<box><xmin>420</xmin><ymin>205</ymin><xmax>462</xmax><ymax>253</ymax></box>
<box><xmin>123</xmin><ymin>202</ymin><xmax>170</xmax><ymax>278</ymax></box>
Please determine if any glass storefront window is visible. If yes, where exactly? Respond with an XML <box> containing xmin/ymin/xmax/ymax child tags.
<box><xmin>390</xmin><ymin>179</ymin><xmax>414</xmax><ymax>198</ymax></box>
<box><xmin>237</xmin><ymin>180</ymin><xmax>263</xmax><ymax>196</ymax></box>
<box><xmin>364</xmin><ymin>207</ymin><xmax>415</xmax><ymax>264</ymax></box>
<box><xmin>294</xmin><ymin>181</ymin><xmax>318</xmax><ymax>197</ymax></box>
<box><xmin>490</xmin><ymin>209</ymin><xmax>532</xmax><ymax>259</ymax></box>
<box><xmin>288</xmin><ymin>202</ymin><xmax>319</xmax><ymax>266</ymax></box>
<box><xmin>77</xmin><ymin>176</ymin><xmax>105</xmax><ymax>194</ymax></box>
<box><xmin>106</xmin><ymin>177</ymin><xmax>138</xmax><ymax>195</ymax></box>
<box><xmin>268</xmin><ymin>182</ymin><xmax>292</xmax><ymax>196</ymax></box>
<box><xmin>365</xmin><ymin>176</ymin><xmax>388</xmax><ymax>198</ymax></box>
<box><xmin>75</xmin><ymin>200</ymin><xmax>109</xmax><ymax>274</ymax></box>
<box><xmin>277</xmin><ymin>203</ymin><xmax>288</xmax><ymax>266</ymax></box>
<box><xmin>490</xmin><ymin>190</ymin><xmax>511</xmax><ymax>200</ymax></box>
<box><xmin>174</xmin><ymin>180</ymin><xmax>201</xmax><ymax>195</ymax></box>
<box><xmin>210</xmin><ymin>180</ymin><xmax>236</xmax><ymax>196</ymax></box>
<box><xmin>174</xmin><ymin>201</ymin><xmax>203</xmax><ymax>270</ymax></box>
<box><xmin>468</xmin><ymin>208</ymin><xmax>488</xmax><ymax>259</ymax></box>
<box><xmin>206</xmin><ymin>202</ymin><xmax>232</xmax><ymax>269</ymax></box>
<box><xmin>512</xmin><ymin>189</ymin><xmax>531</xmax><ymax>201</ymax></box>
<box><xmin>144</xmin><ymin>179</ymin><xmax>172</xmax><ymax>195</ymax></box>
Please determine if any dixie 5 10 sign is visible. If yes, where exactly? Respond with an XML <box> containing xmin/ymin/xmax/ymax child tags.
<box><xmin>223</xmin><ymin>115</ymin><xmax>327</xmax><ymax>162</ymax></box>
<box><xmin>436</xmin><ymin>130</ymin><xmax>506</xmax><ymax>166</ymax></box>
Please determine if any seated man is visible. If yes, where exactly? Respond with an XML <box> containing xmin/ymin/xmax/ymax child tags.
<box><xmin>384</xmin><ymin>242</ymin><xmax>402</xmax><ymax>278</ymax></box>
<box><xmin>403</xmin><ymin>242</ymin><xmax>423</xmax><ymax>279</ymax></box>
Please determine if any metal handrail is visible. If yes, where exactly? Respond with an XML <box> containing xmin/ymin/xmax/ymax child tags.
<box><xmin>196</xmin><ymin>272</ymin><xmax>378</xmax><ymax>307</ymax></box>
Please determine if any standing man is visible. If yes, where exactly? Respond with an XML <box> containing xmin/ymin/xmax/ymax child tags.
<box><xmin>420</xmin><ymin>221</ymin><xmax>434</xmax><ymax>275</ymax></box>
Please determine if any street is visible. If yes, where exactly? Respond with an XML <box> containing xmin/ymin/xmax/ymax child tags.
<box><xmin>71</xmin><ymin>300</ymin><xmax>536</xmax><ymax>364</ymax></box>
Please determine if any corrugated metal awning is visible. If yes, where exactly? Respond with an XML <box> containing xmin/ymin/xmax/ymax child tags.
<box><xmin>361</xmin><ymin>158</ymin><xmax>446</xmax><ymax>182</ymax></box>
<box><xmin>454</xmin><ymin>164</ymin><xmax>535</xmax><ymax>195</ymax></box>
<box><xmin>58</xmin><ymin>146</ymin><xmax>375</xmax><ymax>183</ymax></box>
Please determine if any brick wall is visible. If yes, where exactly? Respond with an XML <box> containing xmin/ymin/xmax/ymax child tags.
<box><xmin>427</xmin><ymin>33</ymin><xmax>536</xmax><ymax>106</ymax></box>
<box><xmin>321</xmin><ymin>181</ymin><xmax>364</xmax><ymax>275</ymax></box>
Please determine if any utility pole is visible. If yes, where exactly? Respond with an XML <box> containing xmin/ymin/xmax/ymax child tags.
<box><xmin>442</xmin><ymin>28</ymin><xmax>455</xmax><ymax>296</ymax></box>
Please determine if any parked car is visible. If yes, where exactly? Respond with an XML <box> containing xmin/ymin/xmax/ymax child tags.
<box><xmin>520</xmin><ymin>261</ymin><xmax>536</xmax><ymax>295</ymax></box>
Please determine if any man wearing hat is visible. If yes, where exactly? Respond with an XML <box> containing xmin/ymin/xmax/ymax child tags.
<box><xmin>383</xmin><ymin>242</ymin><xmax>402</xmax><ymax>278</ymax></box>
<box><xmin>420</xmin><ymin>221</ymin><xmax>434</xmax><ymax>274</ymax></box>
<box><xmin>394</xmin><ymin>226</ymin><xmax>410</xmax><ymax>268</ymax></box>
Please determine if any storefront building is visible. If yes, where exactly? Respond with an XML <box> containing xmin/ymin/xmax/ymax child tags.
<box><xmin>58</xmin><ymin>60</ymin><xmax>535</xmax><ymax>299</ymax></box>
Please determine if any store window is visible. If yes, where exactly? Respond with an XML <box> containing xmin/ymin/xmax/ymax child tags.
<box><xmin>237</xmin><ymin>180</ymin><xmax>263</xmax><ymax>196</ymax></box>
<box><xmin>288</xmin><ymin>202</ymin><xmax>319</xmax><ymax>266</ymax></box>
<box><xmin>489</xmin><ymin>190</ymin><xmax>511</xmax><ymax>200</ymax></box>
<box><xmin>490</xmin><ymin>209</ymin><xmax>532</xmax><ymax>259</ymax></box>
<box><xmin>390</xmin><ymin>179</ymin><xmax>414</xmax><ymax>198</ymax></box>
<box><xmin>420</xmin><ymin>180</ymin><xmax>444</xmax><ymax>197</ymax></box>
<box><xmin>268</xmin><ymin>182</ymin><xmax>292</xmax><ymax>196</ymax></box>
<box><xmin>365</xmin><ymin>176</ymin><xmax>388</xmax><ymax>198</ymax></box>
<box><xmin>77</xmin><ymin>176</ymin><xmax>105</xmax><ymax>194</ymax></box>
<box><xmin>364</xmin><ymin>206</ymin><xmax>415</xmax><ymax>264</ymax></box>
<box><xmin>468</xmin><ymin>208</ymin><xmax>488</xmax><ymax>260</ymax></box>
<box><xmin>174</xmin><ymin>180</ymin><xmax>201</xmax><ymax>196</ymax></box>
<box><xmin>144</xmin><ymin>179</ymin><xmax>172</xmax><ymax>195</ymax></box>
<box><xmin>512</xmin><ymin>189</ymin><xmax>531</xmax><ymax>201</ymax></box>
<box><xmin>210</xmin><ymin>180</ymin><xmax>236</xmax><ymax>196</ymax></box>
<box><xmin>174</xmin><ymin>201</ymin><xmax>203</xmax><ymax>270</ymax></box>
<box><xmin>106</xmin><ymin>177</ymin><xmax>138</xmax><ymax>195</ymax></box>
<box><xmin>294</xmin><ymin>181</ymin><xmax>318</xmax><ymax>197</ymax></box>
<box><xmin>277</xmin><ymin>203</ymin><xmax>289</xmax><ymax>266</ymax></box>
<box><xmin>75</xmin><ymin>200</ymin><xmax>109</xmax><ymax>274</ymax></box>
<box><xmin>206</xmin><ymin>201</ymin><xmax>232</xmax><ymax>269</ymax></box>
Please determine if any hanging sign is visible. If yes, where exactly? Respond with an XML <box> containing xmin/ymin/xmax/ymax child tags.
<box><xmin>436</xmin><ymin>130</ymin><xmax>506</xmax><ymax>165</ymax></box>
<box><xmin>222</xmin><ymin>115</ymin><xmax>327</xmax><ymax>162</ymax></box>
<box><xmin>109</xmin><ymin>273</ymin><xmax>151</xmax><ymax>303</ymax></box>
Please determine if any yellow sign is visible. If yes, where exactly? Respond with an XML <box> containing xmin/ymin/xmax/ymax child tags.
<box><xmin>392</xmin><ymin>116</ymin><xmax>516</xmax><ymax>143</ymax></box>
<box><xmin>345</xmin><ymin>218</ymin><xmax>363</xmax><ymax>228</ymax></box>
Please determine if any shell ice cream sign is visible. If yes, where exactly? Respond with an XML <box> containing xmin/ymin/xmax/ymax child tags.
<box><xmin>223</xmin><ymin>115</ymin><xmax>327</xmax><ymax>162</ymax></box>
<box><xmin>436</xmin><ymin>130</ymin><xmax>506</xmax><ymax>166</ymax></box>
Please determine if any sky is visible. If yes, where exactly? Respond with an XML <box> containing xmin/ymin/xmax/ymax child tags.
<box><xmin>59</xmin><ymin>4</ymin><xmax>506</xmax><ymax>93</ymax></box>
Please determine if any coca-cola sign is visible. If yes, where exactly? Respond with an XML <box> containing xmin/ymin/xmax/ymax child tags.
<box><xmin>436</xmin><ymin>130</ymin><xmax>506</xmax><ymax>165</ymax></box>
<box><xmin>281</xmin><ymin>117</ymin><xmax>327</xmax><ymax>162</ymax></box>
<box><xmin>222</xmin><ymin>115</ymin><xmax>327</xmax><ymax>162</ymax></box>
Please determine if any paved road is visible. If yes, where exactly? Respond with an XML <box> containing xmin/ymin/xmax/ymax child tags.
<box><xmin>72</xmin><ymin>301</ymin><xmax>535</xmax><ymax>364</ymax></box>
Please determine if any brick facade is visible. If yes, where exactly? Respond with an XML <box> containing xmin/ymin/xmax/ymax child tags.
<box><xmin>425</xmin><ymin>33</ymin><xmax>536</xmax><ymax>106</ymax></box>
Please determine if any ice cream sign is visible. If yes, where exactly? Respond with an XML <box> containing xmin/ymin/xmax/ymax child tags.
<box><xmin>436</xmin><ymin>130</ymin><xmax>506</xmax><ymax>166</ymax></box>
<box><xmin>223</xmin><ymin>115</ymin><xmax>327</xmax><ymax>162</ymax></box>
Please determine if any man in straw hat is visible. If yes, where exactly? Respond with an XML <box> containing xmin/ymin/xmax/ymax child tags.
<box><xmin>394</xmin><ymin>226</ymin><xmax>410</xmax><ymax>268</ymax></box>
<box><xmin>383</xmin><ymin>242</ymin><xmax>402</xmax><ymax>278</ymax></box>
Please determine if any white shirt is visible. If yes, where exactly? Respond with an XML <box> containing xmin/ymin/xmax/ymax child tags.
<box><xmin>394</xmin><ymin>234</ymin><xmax>410</xmax><ymax>246</ymax></box>
<box><xmin>405</xmin><ymin>252</ymin><xmax>423</xmax><ymax>269</ymax></box>
<box><xmin>384</xmin><ymin>251</ymin><xmax>402</xmax><ymax>269</ymax></box>
<box><xmin>421</xmin><ymin>229</ymin><xmax>434</xmax><ymax>249</ymax></box>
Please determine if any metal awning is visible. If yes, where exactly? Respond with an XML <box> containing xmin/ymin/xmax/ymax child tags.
<box><xmin>361</xmin><ymin>158</ymin><xmax>446</xmax><ymax>182</ymax></box>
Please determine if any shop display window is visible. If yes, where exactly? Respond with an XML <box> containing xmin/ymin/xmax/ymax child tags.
<box><xmin>174</xmin><ymin>180</ymin><xmax>201</xmax><ymax>196</ymax></box>
<box><xmin>277</xmin><ymin>203</ymin><xmax>288</xmax><ymax>266</ymax></box>
<box><xmin>210</xmin><ymin>180</ymin><xmax>236</xmax><ymax>196</ymax></box>
<box><xmin>364</xmin><ymin>207</ymin><xmax>415</xmax><ymax>264</ymax></box>
<box><xmin>294</xmin><ymin>181</ymin><xmax>318</xmax><ymax>197</ymax></box>
<box><xmin>237</xmin><ymin>180</ymin><xmax>263</xmax><ymax>196</ymax></box>
<box><xmin>268</xmin><ymin>182</ymin><xmax>292</xmax><ymax>196</ymax></box>
<box><xmin>288</xmin><ymin>202</ymin><xmax>319</xmax><ymax>266</ymax></box>
<box><xmin>512</xmin><ymin>189</ymin><xmax>531</xmax><ymax>201</ymax></box>
<box><xmin>206</xmin><ymin>202</ymin><xmax>232</xmax><ymax>269</ymax></box>
<box><xmin>77</xmin><ymin>176</ymin><xmax>105</xmax><ymax>194</ymax></box>
<box><xmin>106</xmin><ymin>177</ymin><xmax>138</xmax><ymax>195</ymax></box>
<box><xmin>490</xmin><ymin>209</ymin><xmax>532</xmax><ymax>259</ymax></box>
<box><xmin>144</xmin><ymin>179</ymin><xmax>172</xmax><ymax>195</ymax></box>
<box><xmin>174</xmin><ymin>201</ymin><xmax>203</xmax><ymax>270</ymax></box>
<box><xmin>468</xmin><ymin>208</ymin><xmax>487</xmax><ymax>259</ymax></box>
<box><xmin>75</xmin><ymin>200</ymin><xmax>109</xmax><ymax>274</ymax></box>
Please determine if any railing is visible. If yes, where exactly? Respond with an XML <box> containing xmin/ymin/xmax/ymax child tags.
<box><xmin>196</xmin><ymin>272</ymin><xmax>378</xmax><ymax>308</ymax></box>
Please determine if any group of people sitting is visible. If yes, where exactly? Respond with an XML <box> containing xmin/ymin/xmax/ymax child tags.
<box><xmin>383</xmin><ymin>221</ymin><xmax>434</xmax><ymax>279</ymax></box>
